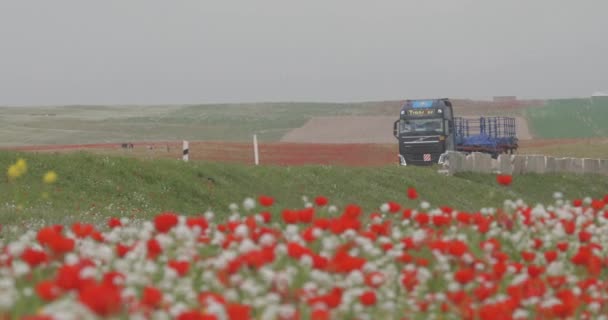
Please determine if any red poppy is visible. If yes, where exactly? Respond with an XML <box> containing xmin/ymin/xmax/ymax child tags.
<box><xmin>315</xmin><ymin>196</ymin><xmax>329</xmax><ymax>206</ymax></box>
<box><xmin>387</xmin><ymin>201</ymin><xmax>401</xmax><ymax>213</ymax></box>
<box><xmin>527</xmin><ymin>265</ymin><xmax>544</xmax><ymax>278</ymax></box>
<box><xmin>591</xmin><ymin>199</ymin><xmax>605</xmax><ymax>210</ymax></box>
<box><xmin>298</xmin><ymin>208</ymin><xmax>315</xmax><ymax>223</ymax></box>
<box><xmin>226</xmin><ymin>303</ymin><xmax>251</xmax><ymax>320</ymax></box>
<box><xmin>544</xmin><ymin>250</ymin><xmax>558</xmax><ymax>263</ymax></box>
<box><xmin>37</xmin><ymin>226</ymin><xmax>61</xmax><ymax>247</ymax></box>
<box><xmin>407</xmin><ymin>187</ymin><xmax>418</xmax><ymax>200</ymax></box>
<box><xmin>281</xmin><ymin>210</ymin><xmax>299</xmax><ymax>224</ymax></box>
<box><xmin>402</xmin><ymin>209</ymin><xmax>413</xmax><ymax>219</ymax></box>
<box><xmin>521</xmin><ymin>251</ymin><xmax>535</xmax><ymax>263</ymax></box>
<box><xmin>258</xmin><ymin>195</ymin><xmax>274</xmax><ymax>207</ymax></box>
<box><xmin>116</xmin><ymin>243</ymin><xmax>131</xmax><ymax>258</ymax></box>
<box><xmin>154</xmin><ymin>212</ymin><xmax>179</xmax><ymax>233</ymax></box>
<box><xmin>359</xmin><ymin>291</ymin><xmax>377</xmax><ymax>306</ymax></box>
<box><xmin>56</xmin><ymin>263</ymin><xmax>93</xmax><ymax>291</ymax></box>
<box><xmin>168</xmin><ymin>260</ymin><xmax>190</xmax><ymax>277</ymax></box>
<box><xmin>142</xmin><ymin>286</ymin><xmax>163</xmax><ymax>308</ymax></box>
<box><xmin>310</xmin><ymin>309</ymin><xmax>330</xmax><ymax>320</ymax></box>
<box><xmin>414</xmin><ymin>213</ymin><xmax>430</xmax><ymax>226</ymax></box>
<box><xmin>71</xmin><ymin>223</ymin><xmax>94</xmax><ymax>238</ymax></box>
<box><xmin>454</xmin><ymin>268</ymin><xmax>475</xmax><ymax>285</ymax></box>
<box><xmin>186</xmin><ymin>217</ymin><xmax>209</xmax><ymax>231</ymax></box>
<box><xmin>21</xmin><ymin>247</ymin><xmax>48</xmax><ymax>268</ymax></box>
<box><xmin>496</xmin><ymin>174</ymin><xmax>513</xmax><ymax>186</ymax></box>
<box><xmin>78</xmin><ymin>283</ymin><xmax>123</xmax><ymax>317</ymax></box>
<box><xmin>49</xmin><ymin>236</ymin><xmax>75</xmax><ymax>255</ymax></box>
<box><xmin>579</xmin><ymin>230</ymin><xmax>592</xmax><ymax>243</ymax></box>
<box><xmin>448</xmin><ymin>240</ymin><xmax>468</xmax><ymax>257</ymax></box>
<box><xmin>102</xmin><ymin>271</ymin><xmax>125</xmax><ymax>289</ymax></box>
<box><xmin>147</xmin><ymin>238</ymin><xmax>163</xmax><ymax>260</ymax></box>
<box><xmin>108</xmin><ymin>217</ymin><xmax>122</xmax><ymax>229</ymax></box>
<box><xmin>36</xmin><ymin>280</ymin><xmax>61</xmax><ymax>301</ymax></box>
<box><xmin>301</xmin><ymin>227</ymin><xmax>317</xmax><ymax>243</ymax></box>
<box><xmin>178</xmin><ymin>311</ymin><xmax>218</xmax><ymax>320</ymax></box>
<box><xmin>260</xmin><ymin>211</ymin><xmax>272</xmax><ymax>223</ymax></box>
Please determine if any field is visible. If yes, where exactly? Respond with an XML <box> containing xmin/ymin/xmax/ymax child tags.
<box><xmin>2</xmin><ymin>151</ymin><xmax>608</xmax><ymax>319</ymax></box>
<box><xmin>0</xmin><ymin>102</ymin><xmax>387</xmax><ymax>146</ymax></box>
<box><xmin>2</xmin><ymin>151</ymin><xmax>608</xmax><ymax>225</ymax></box>
<box><xmin>519</xmin><ymin>138</ymin><xmax>608</xmax><ymax>159</ymax></box>
<box><xmin>0</xmin><ymin>99</ymin><xmax>542</xmax><ymax>147</ymax></box>
<box><xmin>526</xmin><ymin>98</ymin><xmax>608</xmax><ymax>139</ymax></box>
<box><xmin>2</xmin><ymin>99</ymin><xmax>608</xmax><ymax>319</ymax></box>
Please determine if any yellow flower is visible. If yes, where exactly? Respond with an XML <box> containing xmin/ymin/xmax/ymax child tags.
<box><xmin>7</xmin><ymin>158</ymin><xmax>28</xmax><ymax>179</ymax></box>
<box><xmin>7</xmin><ymin>164</ymin><xmax>21</xmax><ymax>179</ymax></box>
<box><xmin>15</xmin><ymin>158</ymin><xmax>27</xmax><ymax>175</ymax></box>
<box><xmin>43</xmin><ymin>171</ymin><xmax>58</xmax><ymax>184</ymax></box>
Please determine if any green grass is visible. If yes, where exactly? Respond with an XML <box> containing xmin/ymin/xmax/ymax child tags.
<box><xmin>1</xmin><ymin>151</ymin><xmax>607</xmax><ymax>226</ymax></box>
<box><xmin>526</xmin><ymin>98</ymin><xmax>608</xmax><ymax>138</ymax></box>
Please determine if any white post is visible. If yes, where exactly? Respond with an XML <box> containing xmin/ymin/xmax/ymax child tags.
<box><xmin>253</xmin><ymin>134</ymin><xmax>259</xmax><ymax>165</ymax></box>
<box><xmin>182</xmin><ymin>140</ymin><xmax>189</xmax><ymax>162</ymax></box>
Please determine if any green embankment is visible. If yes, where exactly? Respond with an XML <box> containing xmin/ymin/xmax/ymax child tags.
<box><xmin>1</xmin><ymin>151</ymin><xmax>607</xmax><ymax>226</ymax></box>
<box><xmin>526</xmin><ymin>98</ymin><xmax>608</xmax><ymax>138</ymax></box>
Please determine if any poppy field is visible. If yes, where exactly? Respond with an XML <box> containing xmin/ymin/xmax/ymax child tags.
<box><xmin>2</xmin><ymin>177</ymin><xmax>608</xmax><ymax>319</ymax></box>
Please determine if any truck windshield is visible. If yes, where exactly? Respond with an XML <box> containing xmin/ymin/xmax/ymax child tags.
<box><xmin>400</xmin><ymin>119</ymin><xmax>443</xmax><ymax>134</ymax></box>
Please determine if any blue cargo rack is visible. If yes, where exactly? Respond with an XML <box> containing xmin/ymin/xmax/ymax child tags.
<box><xmin>454</xmin><ymin>117</ymin><xmax>518</xmax><ymax>156</ymax></box>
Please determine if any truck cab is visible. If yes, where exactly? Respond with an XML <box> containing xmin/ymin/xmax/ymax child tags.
<box><xmin>393</xmin><ymin>99</ymin><xmax>456</xmax><ymax>166</ymax></box>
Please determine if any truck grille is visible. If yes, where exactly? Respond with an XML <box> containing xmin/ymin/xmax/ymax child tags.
<box><xmin>400</xmin><ymin>142</ymin><xmax>445</xmax><ymax>165</ymax></box>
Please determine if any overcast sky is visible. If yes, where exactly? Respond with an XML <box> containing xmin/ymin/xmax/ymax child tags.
<box><xmin>1</xmin><ymin>1</ymin><xmax>607</xmax><ymax>106</ymax></box>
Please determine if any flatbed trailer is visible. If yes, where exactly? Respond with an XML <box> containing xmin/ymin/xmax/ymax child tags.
<box><xmin>454</xmin><ymin>117</ymin><xmax>518</xmax><ymax>158</ymax></box>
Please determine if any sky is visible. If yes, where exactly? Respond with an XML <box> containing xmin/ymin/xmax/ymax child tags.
<box><xmin>1</xmin><ymin>0</ymin><xmax>607</xmax><ymax>106</ymax></box>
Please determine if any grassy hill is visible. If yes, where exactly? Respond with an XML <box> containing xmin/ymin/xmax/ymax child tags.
<box><xmin>2</xmin><ymin>151</ymin><xmax>607</xmax><ymax>227</ymax></box>
<box><xmin>0</xmin><ymin>102</ymin><xmax>387</xmax><ymax>146</ymax></box>
<box><xmin>526</xmin><ymin>98</ymin><xmax>608</xmax><ymax>138</ymax></box>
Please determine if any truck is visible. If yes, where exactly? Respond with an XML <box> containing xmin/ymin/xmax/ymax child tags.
<box><xmin>392</xmin><ymin>98</ymin><xmax>518</xmax><ymax>166</ymax></box>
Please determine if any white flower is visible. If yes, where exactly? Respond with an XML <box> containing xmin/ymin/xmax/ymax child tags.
<box><xmin>169</xmin><ymin>303</ymin><xmax>188</xmax><ymax>318</ymax></box>
<box><xmin>79</xmin><ymin>266</ymin><xmax>97</xmax><ymax>279</ymax></box>
<box><xmin>12</xmin><ymin>261</ymin><xmax>30</xmax><ymax>278</ymax></box>
<box><xmin>412</xmin><ymin>229</ymin><xmax>427</xmax><ymax>244</ymax></box>
<box><xmin>546</xmin><ymin>262</ymin><xmax>563</xmax><ymax>276</ymax></box>
<box><xmin>243</xmin><ymin>198</ymin><xmax>256</xmax><ymax>211</ymax></box>
<box><xmin>228</xmin><ymin>203</ymin><xmax>239</xmax><ymax>212</ymax></box>
<box><xmin>328</xmin><ymin>205</ymin><xmax>338</xmax><ymax>213</ymax></box>
<box><xmin>513</xmin><ymin>309</ymin><xmax>530</xmax><ymax>319</ymax></box>
<box><xmin>511</xmin><ymin>274</ymin><xmax>528</xmax><ymax>286</ymax></box>
<box><xmin>259</xmin><ymin>233</ymin><xmax>275</xmax><ymax>247</ymax></box>
<box><xmin>234</xmin><ymin>224</ymin><xmax>249</xmax><ymax>238</ymax></box>
<box><xmin>204</xmin><ymin>211</ymin><xmax>214</xmax><ymax>220</ymax></box>
<box><xmin>380</xmin><ymin>203</ymin><xmax>390</xmax><ymax>213</ymax></box>
<box><xmin>278</xmin><ymin>305</ymin><xmax>296</xmax><ymax>319</ymax></box>
<box><xmin>447</xmin><ymin>282</ymin><xmax>460</xmax><ymax>292</ymax></box>
<box><xmin>300</xmin><ymin>255</ymin><xmax>313</xmax><ymax>268</ymax></box>
<box><xmin>7</xmin><ymin>242</ymin><xmax>25</xmax><ymax>257</ymax></box>
<box><xmin>540</xmin><ymin>297</ymin><xmax>561</xmax><ymax>308</ymax></box>
<box><xmin>420</xmin><ymin>201</ymin><xmax>431</xmax><ymax>210</ymax></box>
